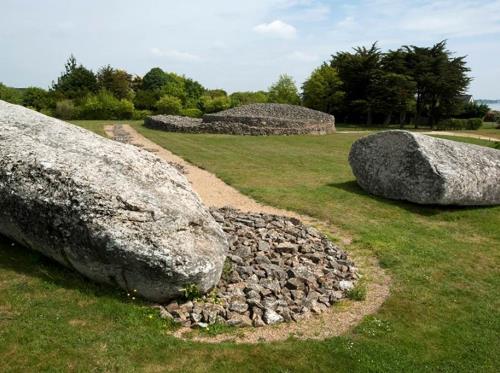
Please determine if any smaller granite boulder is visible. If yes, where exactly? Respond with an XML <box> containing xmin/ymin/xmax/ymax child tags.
<box><xmin>348</xmin><ymin>130</ymin><xmax>500</xmax><ymax>205</ymax></box>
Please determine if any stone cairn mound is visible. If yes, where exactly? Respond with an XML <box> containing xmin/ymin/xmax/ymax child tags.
<box><xmin>155</xmin><ymin>207</ymin><xmax>358</xmax><ymax>328</ymax></box>
<box><xmin>144</xmin><ymin>103</ymin><xmax>336</xmax><ymax>136</ymax></box>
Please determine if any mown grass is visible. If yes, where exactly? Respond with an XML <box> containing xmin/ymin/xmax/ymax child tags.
<box><xmin>1</xmin><ymin>121</ymin><xmax>499</xmax><ymax>372</ymax></box>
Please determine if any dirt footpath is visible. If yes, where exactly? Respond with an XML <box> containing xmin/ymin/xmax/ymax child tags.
<box><xmin>337</xmin><ymin>129</ymin><xmax>499</xmax><ymax>142</ymax></box>
<box><xmin>105</xmin><ymin>124</ymin><xmax>390</xmax><ymax>343</ymax></box>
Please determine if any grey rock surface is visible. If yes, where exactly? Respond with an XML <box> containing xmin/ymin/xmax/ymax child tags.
<box><xmin>0</xmin><ymin>100</ymin><xmax>227</xmax><ymax>302</ymax></box>
<box><xmin>145</xmin><ymin>103</ymin><xmax>335</xmax><ymax>135</ymax></box>
<box><xmin>349</xmin><ymin>130</ymin><xmax>500</xmax><ymax>205</ymax></box>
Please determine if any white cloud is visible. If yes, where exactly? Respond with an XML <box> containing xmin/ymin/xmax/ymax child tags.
<box><xmin>253</xmin><ymin>20</ymin><xmax>297</xmax><ymax>39</ymax></box>
<box><xmin>288</xmin><ymin>51</ymin><xmax>319</xmax><ymax>62</ymax></box>
<box><xmin>1</xmin><ymin>0</ymin><xmax>499</xmax><ymax>98</ymax></box>
<box><xmin>150</xmin><ymin>47</ymin><xmax>201</xmax><ymax>61</ymax></box>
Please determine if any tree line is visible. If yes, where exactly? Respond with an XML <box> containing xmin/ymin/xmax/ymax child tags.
<box><xmin>302</xmin><ymin>41</ymin><xmax>491</xmax><ymax>128</ymax></box>
<box><xmin>0</xmin><ymin>41</ymin><xmax>493</xmax><ymax>127</ymax></box>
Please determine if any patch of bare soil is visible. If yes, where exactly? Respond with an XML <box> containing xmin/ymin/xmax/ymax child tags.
<box><xmin>104</xmin><ymin>124</ymin><xmax>391</xmax><ymax>343</ymax></box>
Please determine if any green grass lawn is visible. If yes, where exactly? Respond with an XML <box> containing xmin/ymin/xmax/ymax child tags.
<box><xmin>1</xmin><ymin>121</ymin><xmax>499</xmax><ymax>372</ymax></box>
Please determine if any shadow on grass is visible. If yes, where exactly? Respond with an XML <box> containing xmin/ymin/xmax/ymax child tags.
<box><xmin>327</xmin><ymin>180</ymin><xmax>494</xmax><ymax>216</ymax></box>
<box><xmin>0</xmin><ymin>234</ymin><xmax>131</xmax><ymax>304</ymax></box>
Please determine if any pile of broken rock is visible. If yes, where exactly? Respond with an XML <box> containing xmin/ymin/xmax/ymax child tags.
<box><xmin>154</xmin><ymin>208</ymin><xmax>359</xmax><ymax>328</ymax></box>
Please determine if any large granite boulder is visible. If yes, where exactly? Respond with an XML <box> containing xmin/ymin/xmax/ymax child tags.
<box><xmin>348</xmin><ymin>130</ymin><xmax>500</xmax><ymax>205</ymax></box>
<box><xmin>0</xmin><ymin>100</ymin><xmax>227</xmax><ymax>302</ymax></box>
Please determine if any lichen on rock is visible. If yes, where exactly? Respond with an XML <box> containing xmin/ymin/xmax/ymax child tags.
<box><xmin>0</xmin><ymin>100</ymin><xmax>228</xmax><ymax>302</ymax></box>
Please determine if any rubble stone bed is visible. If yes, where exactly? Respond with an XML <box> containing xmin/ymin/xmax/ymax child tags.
<box><xmin>155</xmin><ymin>207</ymin><xmax>358</xmax><ymax>328</ymax></box>
<box><xmin>144</xmin><ymin>103</ymin><xmax>336</xmax><ymax>136</ymax></box>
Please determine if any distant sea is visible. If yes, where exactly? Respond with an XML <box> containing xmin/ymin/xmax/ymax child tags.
<box><xmin>487</xmin><ymin>102</ymin><xmax>500</xmax><ymax>111</ymax></box>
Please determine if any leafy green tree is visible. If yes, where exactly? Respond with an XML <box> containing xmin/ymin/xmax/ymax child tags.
<box><xmin>330</xmin><ymin>43</ymin><xmax>382</xmax><ymax>125</ymax></box>
<box><xmin>199</xmin><ymin>95</ymin><xmax>231</xmax><ymax>113</ymax></box>
<box><xmin>370</xmin><ymin>72</ymin><xmax>416</xmax><ymax>126</ymax></box>
<box><xmin>204</xmin><ymin>89</ymin><xmax>228</xmax><ymax>98</ymax></box>
<box><xmin>133</xmin><ymin>90</ymin><xmax>157</xmax><ymax>110</ymax></box>
<box><xmin>142</xmin><ymin>67</ymin><xmax>168</xmax><ymax>91</ymax></box>
<box><xmin>97</xmin><ymin>65</ymin><xmax>133</xmax><ymax>100</ymax></box>
<box><xmin>229</xmin><ymin>91</ymin><xmax>268</xmax><ymax>107</ymax></box>
<box><xmin>52</xmin><ymin>55</ymin><xmax>98</xmax><ymax>100</ymax></box>
<box><xmin>184</xmin><ymin>78</ymin><xmax>205</xmax><ymax>102</ymax></box>
<box><xmin>155</xmin><ymin>95</ymin><xmax>182</xmax><ymax>115</ymax></box>
<box><xmin>131</xmin><ymin>75</ymin><xmax>143</xmax><ymax>92</ymax></box>
<box><xmin>302</xmin><ymin>64</ymin><xmax>345</xmax><ymax>114</ymax></box>
<box><xmin>160</xmin><ymin>73</ymin><xmax>186</xmax><ymax>102</ymax></box>
<box><xmin>21</xmin><ymin>87</ymin><xmax>51</xmax><ymax>111</ymax></box>
<box><xmin>268</xmin><ymin>74</ymin><xmax>300</xmax><ymax>105</ymax></box>
<box><xmin>403</xmin><ymin>41</ymin><xmax>471</xmax><ymax>127</ymax></box>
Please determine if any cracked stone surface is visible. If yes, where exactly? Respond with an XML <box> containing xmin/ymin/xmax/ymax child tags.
<box><xmin>0</xmin><ymin>100</ymin><xmax>228</xmax><ymax>302</ymax></box>
<box><xmin>349</xmin><ymin>130</ymin><xmax>500</xmax><ymax>206</ymax></box>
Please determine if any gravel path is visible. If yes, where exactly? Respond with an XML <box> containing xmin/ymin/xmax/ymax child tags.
<box><xmin>104</xmin><ymin>124</ymin><xmax>390</xmax><ymax>343</ymax></box>
<box><xmin>422</xmin><ymin>130</ymin><xmax>499</xmax><ymax>142</ymax></box>
<box><xmin>337</xmin><ymin>129</ymin><xmax>499</xmax><ymax>142</ymax></box>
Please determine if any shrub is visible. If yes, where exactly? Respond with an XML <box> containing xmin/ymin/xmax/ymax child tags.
<box><xmin>115</xmin><ymin>99</ymin><xmax>135</xmax><ymax>119</ymax></box>
<box><xmin>155</xmin><ymin>95</ymin><xmax>182</xmax><ymax>115</ymax></box>
<box><xmin>21</xmin><ymin>87</ymin><xmax>51</xmax><ymax>111</ymax></box>
<box><xmin>40</xmin><ymin>107</ymin><xmax>54</xmax><ymax>117</ymax></box>
<box><xmin>483</xmin><ymin>111</ymin><xmax>500</xmax><ymax>122</ymax></box>
<box><xmin>346</xmin><ymin>282</ymin><xmax>367</xmax><ymax>301</ymax></box>
<box><xmin>466</xmin><ymin>118</ymin><xmax>482</xmax><ymax>130</ymax></box>
<box><xmin>229</xmin><ymin>91</ymin><xmax>268</xmax><ymax>107</ymax></box>
<box><xmin>199</xmin><ymin>95</ymin><xmax>231</xmax><ymax>113</ymax></box>
<box><xmin>79</xmin><ymin>90</ymin><xmax>134</xmax><ymax>119</ymax></box>
<box><xmin>436</xmin><ymin>118</ymin><xmax>467</xmax><ymax>130</ymax></box>
<box><xmin>132</xmin><ymin>109</ymin><xmax>152</xmax><ymax>120</ymax></box>
<box><xmin>180</xmin><ymin>107</ymin><xmax>203</xmax><ymax>118</ymax></box>
<box><xmin>181</xmin><ymin>284</ymin><xmax>201</xmax><ymax>301</ymax></box>
<box><xmin>133</xmin><ymin>90</ymin><xmax>158</xmax><ymax>110</ymax></box>
<box><xmin>55</xmin><ymin>100</ymin><xmax>77</xmax><ymax>120</ymax></box>
<box><xmin>456</xmin><ymin>102</ymin><xmax>490</xmax><ymax>119</ymax></box>
<box><xmin>0</xmin><ymin>83</ymin><xmax>23</xmax><ymax>104</ymax></box>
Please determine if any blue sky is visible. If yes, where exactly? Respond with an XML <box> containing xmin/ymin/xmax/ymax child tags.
<box><xmin>1</xmin><ymin>0</ymin><xmax>499</xmax><ymax>98</ymax></box>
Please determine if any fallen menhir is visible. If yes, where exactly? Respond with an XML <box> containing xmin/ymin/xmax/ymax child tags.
<box><xmin>155</xmin><ymin>208</ymin><xmax>359</xmax><ymax>328</ymax></box>
<box><xmin>349</xmin><ymin>130</ymin><xmax>500</xmax><ymax>205</ymax></box>
<box><xmin>0</xmin><ymin>100</ymin><xmax>227</xmax><ymax>302</ymax></box>
<box><xmin>145</xmin><ymin>103</ymin><xmax>336</xmax><ymax>135</ymax></box>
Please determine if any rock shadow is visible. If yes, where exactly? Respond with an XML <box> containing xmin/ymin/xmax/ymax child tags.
<box><xmin>327</xmin><ymin>180</ymin><xmax>495</xmax><ymax>216</ymax></box>
<box><xmin>0</xmin><ymin>234</ymin><xmax>131</xmax><ymax>303</ymax></box>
